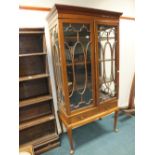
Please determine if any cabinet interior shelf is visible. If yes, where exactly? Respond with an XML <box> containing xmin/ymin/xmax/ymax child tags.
<box><xmin>67</xmin><ymin>61</ymin><xmax>91</xmax><ymax>66</ymax></box>
<box><xmin>19</xmin><ymin>95</ymin><xmax>53</xmax><ymax>108</ymax></box>
<box><xmin>99</xmin><ymin>59</ymin><xmax>115</xmax><ymax>62</ymax></box>
<box><xmin>19</xmin><ymin>115</ymin><xmax>55</xmax><ymax>131</ymax></box>
<box><xmin>20</xmin><ymin>133</ymin><xmax>58</xmax><ymax>148</ymax></box>
<box><xmin>99</xmin><ymin>77</ymin><xmax>115</xmax><ymax>83</ymax></box>
<box><xmin>19</xmin><ymin>52</ymin><xmax>47</xmax><ymax>57</ymax></box>
<box><xmin>19</xmin><ymin>73</ymin><xmax>49</xmax><ymax>82</ymax></box>
<box><xmin>64</xmin><ymin>36</ymin><xmax>90</xmax><ymax>39</ymax></box>
<box><xmin>64</xmin><ymin>36</ymin><xmax>115</xmax><ymax>40</ymax></box>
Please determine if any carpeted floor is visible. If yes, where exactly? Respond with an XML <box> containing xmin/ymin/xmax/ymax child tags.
<box><xmin>42</xmin><ymin>112</ymin><xmax>135</xmax><ymax>155</ymax></box>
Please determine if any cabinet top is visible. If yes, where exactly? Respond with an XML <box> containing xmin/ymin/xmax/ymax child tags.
<box><xmin>47</xmin><ymin>4</ymin><xmax>123</xmax><ymax>19</ymax></box>
<box><xmin>19</xmin><ymin>28</ymin><xmax>44</xmax><ymax>34</ymax></box>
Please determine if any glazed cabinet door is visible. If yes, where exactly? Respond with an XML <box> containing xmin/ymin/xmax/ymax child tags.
<box><xmin>61</xmin><ymin>20</ymin><xmax>96</xmax><ymax>112</ymax></box>
<box><xmin>50</xmin><ymin>25</ymin><xmax>66</xmax><ymax>112</ymax></box>
<box><xmin>95</xmin><ymin>22</ymin><xmax>119</xmax><ymax>104</ymax></box>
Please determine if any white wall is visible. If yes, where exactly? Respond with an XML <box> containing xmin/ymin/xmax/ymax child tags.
<box><xmin>19</xmin><ymin>0</ymin><xmax>135</xmax><ymax>109</ymax></box>
<box><xmin>19</xmin><ymin>10</ymin><xmax>47</xmax><ymax>28</ymax></box>
<box><xmin>19</xmin><ymin>0</ymin><xmax>135</xmax><ymax>16</ymax></box>
<box><xmin>119</xmin><ymin>19</ymin><xmax>135</xmax><ymax>107</ymax></box>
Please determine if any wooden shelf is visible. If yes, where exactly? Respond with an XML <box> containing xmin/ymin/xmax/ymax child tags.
<box><xmin>19</xmin><ymin>95</ymin><xmax>52</xmax><ymax>108</ymax></box>
<box><xmin>19</xmin><ymin>74</ymin><xmax>49</xmax><ymax>82</ymax></box>
<box><xmin>98</xmin><ymin>36</ymin><xmax>115</xmax><ymax>39</ymax></box>
<box><xmin>99</xmin><ymin>59</ymin><xmax>115</xmax><ymax>62</ymax></box>
<box><xmin>19</xmin><ymin>52</ymin><xmax>47</xmax><ymax>57</ymax></box>
<box><xmin>64</xmin><ymin>36</ymin><xmax>90</xmax><ymax>39</ymax></box>
<box><xmin>99</xmin><ymin>77</ymin><xmax>115</xmax><ymax>83</ymax></box>
<box><xmin>67</xmin><ymin>61</ymin><xmax>91</xmax><ymax>66</ymax></box>
<box><xmin>20</xmin><ymin>133</ymin><xmax>58</xmax><ymax>148</ymax></box>
<box><xmin>19</xmin><ymin>31</ymin><xmax>44</xmax><ymax>34</ymax></box>
<box><xmin>19</xmin><ymin>28</ymin><xmax>44</xmax><ymax>34</ymax></box>
<box><xmin>20</xmin><ymin>115</ymin><xmax>55</xmax><ymax>131</ymax></box>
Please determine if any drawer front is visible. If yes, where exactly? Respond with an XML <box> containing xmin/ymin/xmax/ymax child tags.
<box><xmin>70</xmin><ymin>108</ymin><xmax>99</xmax><ymax>123</ymax></box>
<box><xmin>99</xmin><ymin>101</ymin><xmax>117</xmax><ymax>112</ymax></box>
<box><xmin>70</xmin><ymin>101</ymin><xmax>117</xmax><ymax>124</ymax></box>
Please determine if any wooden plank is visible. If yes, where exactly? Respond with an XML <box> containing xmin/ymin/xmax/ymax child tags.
<box><xmin>19</xmin><ymin>52</ymin><xmax>47</xmax><ymax>57</ymax></box>
<box><xmin>20</xmin><ymin>133</ymin><xmax>58</xmax><ymax>148</ymax></box>
<box><xmin>120</xmin><ymin>16</ymin><xmax>135</xmax><ymax>21</ymax></box>
<box><xmin>19</xmin><ymin>115</ymin><xmax>55</xmax><ymax>131</ymax></box>
<box><xmin>19</xmin><ymin>5</ymin><xmax>51</xmax><ymax>12</ymax></box>
<box><xmin>19</xmin><ymin>95</ymin><xmax>52</xmax><ymax>108</ymax></box>
<box><xmin>34</xmin><ymin>141</ymin><xmax>60</xmax><ymax>155</ymax></box>
<box><xmin>19</xmin><ymin>73</ymin><xmax>49</xmax><ymax>82</ymax></box>
<box><xmin>19</xmin><ymin>28</ymin><xmax>44</xmax><ymax>34</ymax></box>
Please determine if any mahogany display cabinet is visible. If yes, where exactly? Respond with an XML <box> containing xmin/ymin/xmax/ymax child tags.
<box><xmin>47</xmin><ymin>4</ymin><xmax>122</xmax><ymax>154</ymax></box>
<box><xmin>19</xmin><ymin>28</ymin><xmax>60</xmax><ymax>154</ymax></box>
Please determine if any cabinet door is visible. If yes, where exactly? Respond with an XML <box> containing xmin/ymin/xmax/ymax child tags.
<box><xmin>61</xmin><ymin>20</ymin><xmax>96</xmax><ymax>111</ymax></box>
<box><xmin>50</xmin><ymin>25</ymin><xmax>65</xmax><ymax>111</ymax></box>
<box><xmin>95</xmin><ymin>22</ymin><xmax>119</xmax><ymax>104</ymax></box>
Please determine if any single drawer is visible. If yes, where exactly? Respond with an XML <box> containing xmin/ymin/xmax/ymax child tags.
<box><xmin>99</xmin><ymin>101</ymin><xmax>117</xmax><ymax>111</ymax></box>
<box><xmin>70</xmin><ymin>108</ymin><xmax>98</xmax><ymax>123</ymax></box>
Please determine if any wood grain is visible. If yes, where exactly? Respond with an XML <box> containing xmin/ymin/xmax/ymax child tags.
<box><xmin>47</xmin><ymin>4</ymin><xmax>122</xmax><ymax>153</ymax></box>
<box><xmin>20</xmin><ymin>115</ymin><xmax>55</xmax><ymax>131</ymax></box>
<box><xmin>19</xmin><ymin>5</ymin><xmax>51</xmax><ymax>12</ymax></box>
<box><xmin>19</xmin><ymin>28</ymin><xmax>59</xmax><ymax>153</ymax></box>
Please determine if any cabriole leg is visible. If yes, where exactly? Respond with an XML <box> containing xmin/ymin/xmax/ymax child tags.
<box><xmin>67</xmin><ymin>127</ymin><xmax>74</xmax><ymax>155</ymax></box>
<box><xmin>114</xmin><ymin>110</ymin><xmax>119</xmax><ymax>132</ymax></box>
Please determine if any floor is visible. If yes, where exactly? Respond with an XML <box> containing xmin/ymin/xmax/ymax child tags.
<box><xmin>42</xmin><ymin>112</ymin><xmax>135</xmax><ymax>155</ymax></box>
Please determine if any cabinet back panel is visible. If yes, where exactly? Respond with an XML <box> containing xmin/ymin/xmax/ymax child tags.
<box><xmin>19</xmin><ymin>121</ymin><xmax>55</xmax><ymax>145</ymax></box>
<box><xmin>20</xmin><ymin>100</ymin><xmax>53</xmax><ymax>123</ymax></box>
<box><xmin>19</xmin><ymin>34</ymin><xmax>43</xmax><ymax>54</ymax></box>
<box><xmin>19</xmin><ymin>56</ymin><xmax>45</xmax><ymax>77</ymax></box>
<box><xmin>19</xmin><ymin>79</ymin><xmax>49</xmax><ymax>100</ymax></box>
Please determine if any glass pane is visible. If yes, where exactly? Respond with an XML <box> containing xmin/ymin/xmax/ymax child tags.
<box><xmin>63</xmin><ymin>23</ymin><xmax>93</xmax><ymax>111</ymax></box>
<box><xmin>50</xmin><ymin>25</ymin><xmax>65</xmax><ymax>110</ymax></box>
<box><xmin>98</xmin><ymin>25</ymin><xmax>116</xmax><ymax>102</ymax></box>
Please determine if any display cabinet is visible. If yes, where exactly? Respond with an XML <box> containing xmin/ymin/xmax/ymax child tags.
<box><xmin>47</xmin><ymin>4</ymin><xmax>122</xmax><ymax>154</ymax></box>
<box><xmin>19</xmin><ymin>28</ymin><xmax>60</xmax><ymax>154</ymax></box>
